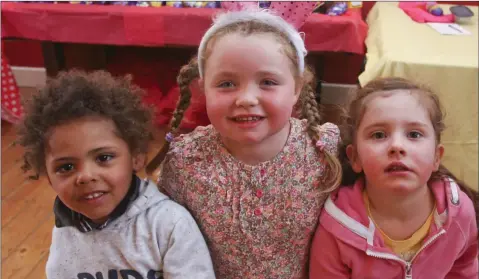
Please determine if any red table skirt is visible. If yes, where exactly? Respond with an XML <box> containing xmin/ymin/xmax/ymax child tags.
<box><xmin>1</xmin><ymin>3</ymin><xmax>367</xmax><ymax>55</ymax></box>
<box><xmin>1</xmin><ymin>3</ymin><xmax>368</xmax><ymax>129</ymax></box>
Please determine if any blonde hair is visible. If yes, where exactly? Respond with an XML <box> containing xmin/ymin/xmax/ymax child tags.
<box><xmin>197</xmin><ymin>10</ymin><xmax>307</xmax><ymax>78</ymax></box>
<box><xmin>147</xmin><ymin>11</ymin><xmax>341</xmax><ymax>193</ymax></box>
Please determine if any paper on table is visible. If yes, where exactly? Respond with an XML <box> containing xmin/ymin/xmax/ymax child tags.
<box><xmin>427</xmin><ymin>23</ymin><xmax>471</xmax><ymax>35</ymax></box>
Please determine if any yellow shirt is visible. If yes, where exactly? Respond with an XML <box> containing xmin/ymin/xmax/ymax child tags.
<box><xmin>363</xmin><ymin>191</ymin><xmax>434</xmax><ymax>261</ymax></box>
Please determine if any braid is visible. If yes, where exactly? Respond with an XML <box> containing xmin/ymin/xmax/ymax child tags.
<box><xmin>146</xmin><ymin>57</ymin><xmax>199</xmax><ymax>175</ymax></box>
<box><xmin>298</xmin><ymin>67</ymin><xmax>342</xmax><ymax>194</ymax></box>
<box><xmin>300</xmin><ymin>83</ymin><xmax>323</xmax><ymax>141</ymax></box>
<box><xmin>170</xmin><ymin>57</ymin><xmax>199</xmax><ymax>132</ymax></box>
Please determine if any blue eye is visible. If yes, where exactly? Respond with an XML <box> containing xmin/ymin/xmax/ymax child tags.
<box><xmin>97</xmin><ymin>154</ymin><xmax>114</xmax><ymax>163</ymax></box>
<box><xmin>56</xmin><ymin>163</ymin><xmax>74</xmax><ymax>174</ymax></box>
<box><xmin>261</xmin><ymin>79</ymin><xmax>278</xmax><ymax>86</ymax></box>
<box><xmin>408</xmin><ymin>131</ymin><xmax>423</xmax><ymax>139</ymax></box>
<box><xmin>371</xmin><ymin>131</ymin><xmax>386</xmax><ymax>139</ymax></box>
<box><xmin>218</xmin><ymin>81</ymin><xmax>235</xmax><ymax>88</ymax></box>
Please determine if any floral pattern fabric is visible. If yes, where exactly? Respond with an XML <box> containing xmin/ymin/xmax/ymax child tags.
<box><xmin>159</xmin><ymin>118</ymin><xmax>338</xmax><ymax>279</ymax></box>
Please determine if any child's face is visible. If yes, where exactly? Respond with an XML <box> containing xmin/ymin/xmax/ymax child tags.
<box><xmin>347</xmin><ymin>90</ymin><xmax>444</xmax><ymax>195</ymax></box>
<box><xmin>201</xmin><ymin>33</ymin><xmax>300</xmax><ymax>147</ymax></box>
<box><xmin>45</xmin><ymin>116</ymin><xmax>144</xmax><ymax>223</ymax></box>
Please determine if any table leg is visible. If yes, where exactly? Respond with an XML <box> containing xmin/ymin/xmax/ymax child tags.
<box><xmin>41</xmin><ymin>42</ymin><xmax>65</xmax><ymax>77</ymax></box>
<box><xmin>307</xmin><ymin>53</ymin><xmax>325</xmax><ymax>104</ymax></box>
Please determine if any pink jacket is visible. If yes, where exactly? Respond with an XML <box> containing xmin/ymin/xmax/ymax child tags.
<box><xmin>309</xmin><ymin>177</ymin><xmax>478</xmax><ymax>279</ymax></box>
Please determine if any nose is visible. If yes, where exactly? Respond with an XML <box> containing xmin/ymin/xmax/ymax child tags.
<box><xmin>388</xmin><ymin>133</ymin><xmax>406</xmax><ymax>157</ymax></box>
<box><xmin>235</xmin><ymin>84</ymin><xmax>259</xmax><ymax>107</ymax></box>
<box><xmin>76</xmin><ymin>163</ymin><xmax>97</xmax><ymax>185</ymax></box>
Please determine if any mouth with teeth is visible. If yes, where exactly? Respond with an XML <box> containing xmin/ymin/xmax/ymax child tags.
<box><xmin>385</xmin><ymin>163</ymin><xmax>410</xmax><ymax>173</ymax></box>
<box><xmin>83</xmin><ymin>191</ymin><xmax>106</xmax><ymax>201</ymax></box>
<box><xmin>230</xmin><ymin>116</ymin><xmax>265</xmax><ymax>122</ymax></box>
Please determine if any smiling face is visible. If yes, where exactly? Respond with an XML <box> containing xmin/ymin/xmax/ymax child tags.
<box><xmin>202</xmin><ymin>32</ymin><xmax>300</xmax><ymax>149</ymax></box>
<box><xmin>346</xmin><ymin>90</ymin><xmax>444</xmax><ymax>195</ymax></box>
<box><xmin>45</xmin><ymin>116</ymin><xmax>144</xmax><ymax>223</ymax></box>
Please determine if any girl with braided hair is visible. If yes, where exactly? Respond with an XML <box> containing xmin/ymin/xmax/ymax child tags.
<box><xmin>147</xmin><ymin>9</ymin><xmax>342</xmax><ymax>279</ymax></box>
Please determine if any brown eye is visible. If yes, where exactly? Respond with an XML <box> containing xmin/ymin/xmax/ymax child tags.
<box><xmin>56</xmin><ymin>163</ymin><xmax>74</xmax><ymax>173</ymax></box>
<box><xmin>97</xmin><ymin>154</ymin><xmax>114</xmax><ymax>163</ymax></box>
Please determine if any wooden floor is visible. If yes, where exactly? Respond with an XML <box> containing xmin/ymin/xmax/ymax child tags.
<box><xmin>1</xmin><ymin>119</ymin><xmax>165</xmax><ymax>279</ymax></box>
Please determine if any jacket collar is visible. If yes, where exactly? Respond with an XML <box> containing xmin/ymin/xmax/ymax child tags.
<box><xmin>322</xmin><ymin>177</ymin><xmax>460</xmax><ymax>251</ymax></box>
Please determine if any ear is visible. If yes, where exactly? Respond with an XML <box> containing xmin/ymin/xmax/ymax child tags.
<box><xmin>433</xmin><ymin>144</ymin><xmax>444</xmax><ymax>171</ymax></box>
<box><xmin>132</xmin><ymin>153</ymin><xmax>147</xmax><ymax>172</ymax></box>
<box><xmin>346</xmin><ymin>144</ymin><xmax>363</xmax><ymax>173</ymax></box>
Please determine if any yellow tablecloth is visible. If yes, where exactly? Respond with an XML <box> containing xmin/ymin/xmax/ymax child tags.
<box><xmin>359</xmin><ymin>2</ymin><xmax>478</xmax><ymax>189</ymax></box>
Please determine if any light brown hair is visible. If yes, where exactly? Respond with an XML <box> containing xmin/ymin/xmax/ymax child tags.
<box><xmin>339</xmin><ymin>77</ymin><xmax>478</xmax><ymax>228</ymax></box>
<box><xmin>146</xmin><ymin>19</ymin><xmax>341</xmax><ymax>193</ymax></box>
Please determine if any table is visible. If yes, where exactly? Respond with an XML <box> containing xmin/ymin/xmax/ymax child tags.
<box><xmin>1</xmin><ymin>2</ymin><xmax>367</xmax><ymax>54</ymax></box>
<box><xmin>1</xmin><ymin>2</ymin><xmax>368</xmax><ymax>129</ymax></box>
<box><xmin>359</xmin><ymin>2</ymin><xmax>478</xmax><ymax>189</ymax></box>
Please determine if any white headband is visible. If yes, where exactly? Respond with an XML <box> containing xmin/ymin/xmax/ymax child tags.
<box><xmin>197</xmin><ymin>9</ymin><xmax>308</xmax><ymax>79</ymax></box>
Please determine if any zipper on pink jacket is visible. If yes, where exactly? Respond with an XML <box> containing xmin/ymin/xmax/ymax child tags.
<box><xmin>366</xmin><ymin>228</ymin><xmax>446</xmax><ymax>279</ymax></box>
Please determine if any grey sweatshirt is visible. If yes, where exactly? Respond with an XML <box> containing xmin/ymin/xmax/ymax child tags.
<box><xmin>46</xmin><ymin>178</ymin><xmax>215</xmax><ymax>279</ymax></box>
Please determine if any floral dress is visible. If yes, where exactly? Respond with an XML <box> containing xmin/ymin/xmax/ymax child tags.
<box><xmin>159</xmin><ymin>118</ymin><xmax>338</xmax><ymax>279</ymax></box>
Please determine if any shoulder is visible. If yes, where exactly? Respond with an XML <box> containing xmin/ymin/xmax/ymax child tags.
<box><xmin>437</xmin><ymin>178</ymin><xmax>476</xmax><ymax>222</ymax></box>
<box><xmin>456</xmin><ymin>185</ymin><xmax>477</xmax><ymax>229</ymax></box>
<box><xmin>287</xmin><ymin>118</ymin><xmax>314</xmax><ymax>153</ymax></box>
<box><xmin>321</xmin><ymin>180</ymin><xmax>369</xmax><ymax>227</ymax></box>
<box><xmin>289</xmin><ymin>118</ymin><xmax>340</xmax><ymax>153</ymax></box>
<box><xmin>290</xmin><ymin>117</ymin><xmax>309</xmax><ymax>137</ymax></box>
<box><xmin>145</xmin><ymin>187</ymin><xmax>195</xmax><ymax>223</ymax></box>
<box><xmin>170</xmin><ymin>124</ymin><xmax>216</xmax><ymax>152</ymax></box>
<box><xmin>134</xmin><ymin>189</ymin><xmax>201</xmax><ymax>242</ymax></box>
<box><xmin>434</xmin><ymin>178</ymin><xmax>477</xmax><ymax>239</ymax></box>
<box><xmin>288</xmin><ymin>118</ymin><xmax>340</xmax><ymax>168</ymax></box>
<box><xmin>165</xmin><ymin>125</ymin><xmax>218</xmax><ymax>165</ymax></box>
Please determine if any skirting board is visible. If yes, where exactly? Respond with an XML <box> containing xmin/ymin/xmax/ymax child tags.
<box><xmin>321</xmin><ymin>83</ymin><xmax>357</xmax><ymax>105</ymax></box>
<box><xmin>11</xmin><ymin>66</ymin><xmax>47</xmax><ymax>88</ymax></box>
<box><xmin>11</xmin><ymin>67</ymin><xmax>357</xmax><ymax>105</ymax></box>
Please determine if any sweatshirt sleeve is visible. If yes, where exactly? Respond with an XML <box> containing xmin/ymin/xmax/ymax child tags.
<box><xmin>445</xmin><ymin>199</ymin><xmax>478</xmax><ymax>279</ymax></box>
<box><xmin>163</xmin><ymin>210</ymin><xmax>216</xmax><ymax>279</ymax></box>
<box><xmin>309</xmin><ymin>224</ymin><xmax>351</xmax><ymax>279</ymax></box>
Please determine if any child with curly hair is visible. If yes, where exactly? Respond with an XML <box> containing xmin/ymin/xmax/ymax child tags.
<box><xmin>146</xmin><ymin>9</ymin><xmax>342</xmax><ymax>279</ymax></box>
<box><xmin>18</xmin><ymin>70</ymin><xmax>215</xmax><ymax>279</ymax></box>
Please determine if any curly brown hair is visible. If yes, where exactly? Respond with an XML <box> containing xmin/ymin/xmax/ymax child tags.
<box><xmin>339</xmin><ymin>77</ymin><xmax>478</xmax><ymax>229</ymax></box>
<box><xmin>146</xmin><ymin>19</ymin><xmax>342</xmax><ymax>194</ymax></box>
<box><xmin>18</xmin><ymin>70</ymin><xmax>154</xmax><ymax>178</ymax></box>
